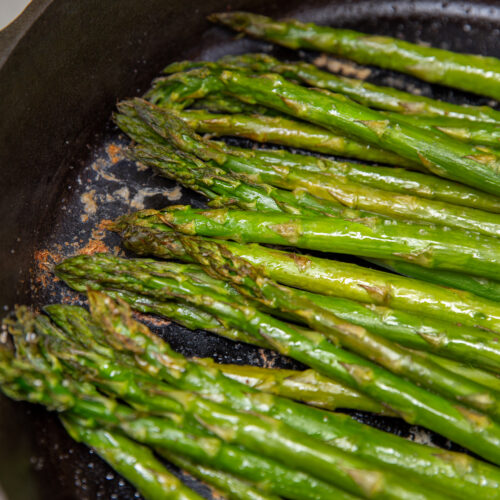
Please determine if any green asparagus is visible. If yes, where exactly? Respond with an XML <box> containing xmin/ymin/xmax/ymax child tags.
<box><xmin>115</xmin><ymin>220</ymin><xmax>500</xmax><ymax>332</ymax></box>
<box><xmin>121</xmin><ymin>204</ymin><xmax>500</xmax><ymax>279</ymax></box>
<box><xmin>90</xmin><ymin>286</ymin><xmax>500</xmax><ymax>393</ymax></box>
<box><xmin>126</xmin><ymin>102</ymin><xmax>500</xmax><ymax>237</ymax></box>
<box><xmin>210</xmin><ymin>12</ymin><xmax>500</xmax><ymax>100</ymax></box>
<box><xmin>8</xmin><ymin>294</ymin><xmax>500</xmax><ymax>496</ymax></box>
<box><xmin>4</xmin><ymin>301</ymin><xmax>441</xmax><ymax>500</ymax></box>
<box><xmin>142</xmin><ymin>106</ymin><xmax>500</xmax><ymax>213</ymax></box>
<box><xmin>1</xmin><ymin>364</ymin><xmax>353</xmax><ymax>500</ymax></box>
<box><xmin>56</xmin><ymin>258</ymin><xmax>500</xmax><ymax>464</ymax></box>
<box><xmin>157</xmin><ymin>67</ymin><xmax>500</xmax><ymax>194</ymax></box>
<box><xmin>98</xmin><ymin>252</ymin><xmax>500</xmax><ymax>464</ymax></box>
<box><xmin>219</xmin><ymin>141</ymin><xmax>500</xmax><ymax>213</ymax></box>
<box><xmin>155</xmin><ymin>97</ymin><xmax>421</xmax><ymax>168</ymax></box>
<box><xmin>61</xmin><ymin>417</ymin><xmax>203</xmax><ymax>500</ymax></box>
<box><xmin>128</xmin><ymin>142</ymin><xmax>371</xmax><ymax>219</ymax></box>
<box><xmin>215</xmin><ymin>53</ymin><xmax>500</xmax><ymax>123</ymax></box>
<box><xmin>169</xmin><ymin>238</ymin><xmax>500</xmax><ymax>420</ymax></box>
<box><xmin>56</xmin><ymin>291</ymin><xmax>500</xmax><ymax>495</ymax></box>
<box><xmin>157</xmin><ymin>450</ymin><xmax>280</xmax><ymax>500</ymax></box>
<box><xmin>386</xmin><ymin>113</ymin><xmax>500</xmax><ymax>148</ymax></box>
<box><xmin>57</xmin><ymin>253</ymin><xmax>500</xmax><ymax>374</ymax></box>
<box><xmin>375</xmin><ymin>259</ymin><xmax>500</xmax><ymax>303</ymax></box>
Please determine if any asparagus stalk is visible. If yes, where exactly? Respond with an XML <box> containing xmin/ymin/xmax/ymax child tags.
<box><xmin>58</xmin><ymin>253</ymin><xmax>500</xmax><ymax>374</ymax></box>
<box><xmin>146</xmin><ymin>391</ymin><xmax>435</xmax><ymax>499</ymax></box>
<box><xmin>99</xmin><ymin>256</ymin><xmax>500</xmax><ymax>464</ymax></box>
<box><xmin>85</xmin><ymin>286</ymin><xmax>398</xmax><ymax>412</ymax></box>
<box><xmin>28</xmin><ymin>309</ymin><xmax>363</xmax><ymax>500</ymax></box>
<box><xmin>219</xmin><ymin>141</ymin><xmax>500</xmax><ymax>213</ymax></box>
<box><xmin>124</xmin><ymin>419</ymin><xmax>358</xmax><ymax>500</ymax></box>
<box><xmin>43</xmin><ymin>312</ymin><xmax>360</xmax><ymax>500</ymax></box>
<box><xmin>7</xmin><ymin>297</ymin><xmax>500</xmax><ymax>497</ymax></box>
<box><xmin>198</xmin><ymin>358</ymin><xmax>394</xmax><ymax>413</ymax></box>
<box><xmin>191</xmin><ymin>93</ymin><xmax>500</xmax><ymax>151</ymax></box>
<box><xmin>158</xmin><ymin>67</ymin><xmax>500</xmax><ymax>194</ymax></box>
<box><xmin>64</xmin><ymin>293</ymin><xmax>500</xmax><ymax>496</ymax></box>
<box><xmin>157</xmin><ymin>450</ymin><xmax>280</xmax><ymax>500</ymax></box>
<box><xmin>1</xmin><ymin>363</ymin><xmax>354</xmax><ymax>500</ymax></box>
<box><xmin>128</xmin><ymin>142</ymin><xmax>372</xmax><ymax>219</ymax></box>
<box><xmin>214</xmin><ymin>53</ymin><xmax>500</xmax><ymax>124</ymax></box>
<box><xmin>128</xmin><ymin>102</ymin><xmax>500</xmax><ymax>237</ymax></box>
<box><xmin>123</xmin><ymin>204</ymin><xmax>500</xmax><ymax>280</ymax></box>
<box><xmin>61</xmin><ymin>416</ymin><xmax>203</xmax><ymax>500</ymax></box>
<box><xmin>210</xmin><ymin>12</ymin><xmax>500</xmax><ymax>100</ymax></box>
<box><xmin>386</xmin><ymin>113</ymin><xmax>500</xmax><ymax>148</ymax></box>
<box><xmin>162</xmin><ymin>101</ymin><xmax>421</xmax><ymax>170</ymax></box>
<box><xmin>373</xmin><ymin>259</ymin><xmax>500</xmax><ymax>303</ymax></box>
<box><xmin>150</xmin><ymin>106</ymin><xmax>500</xmax><ymax>213</ymax></box>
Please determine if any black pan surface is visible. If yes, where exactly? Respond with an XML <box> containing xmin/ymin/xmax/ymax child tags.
<box><xmin>1</xmin><ymin>1</ymin><xmax>500</xmax><ymax>498</ymax></box>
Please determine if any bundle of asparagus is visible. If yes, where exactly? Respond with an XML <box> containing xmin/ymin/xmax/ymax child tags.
<box><xmin>149</xmin><ymin>64</ymin><xmax>500</xmax><ymax>194</ymax></box>
<box><xmin>129</xmin><ymin>47</ymin><xmax>500</xmax><ymax>296</ymax></box>
<box><xmin>6</xmin><ymin>291</ymin><xmax>492</xmax><ymax>499</ymax></box>
<box><xmin>8</xmin><ymin>10</ymin><xmax>500</xmax><ymax>497</ymax></box>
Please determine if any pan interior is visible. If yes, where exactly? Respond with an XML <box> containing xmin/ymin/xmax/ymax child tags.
<box><xmin>1</xmin><ymin>1</ymin><xmax>500</xmax><ymax>498</ymax></box>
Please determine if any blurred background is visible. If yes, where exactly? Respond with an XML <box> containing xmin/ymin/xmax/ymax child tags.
<box><xmin>0</xmin><ymin>0</ymin><xmax>31</xmax><ymax>30</ymax></box>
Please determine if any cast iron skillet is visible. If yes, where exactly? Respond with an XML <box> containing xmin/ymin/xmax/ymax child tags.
<box><xmin>1</xmin><ymin>0</ymin><xmax>500</xmax><ymax>498</ymax></box>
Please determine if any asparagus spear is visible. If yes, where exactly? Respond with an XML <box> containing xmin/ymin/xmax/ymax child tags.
<box><xmin>128</xmin><ymin>142</ymin><xmax>372</xmax><ymax>219</ymax></box>
<box><xmin>128</xmin><ymin>102</ymin><xmax>500</xmax><ymax>237</ymax></box>
<box><xmin>157</xmin><ymin>450</ymin><xmax>280</xmax><ymax>500</ymax></box>
<box><xmin>191</xmin><ymin>93</ymin><xmax>500</xmax><ymax>151</ymax></box>
<box><xmin>162</xmin><ymin>74</ymin><xmax>500</xmax><ymax>164</ymax></box>
<box><xmin>157</xmin><ymin>99</ymin><xmax>421</xmax><ymax>170</ymax></box>
<box><xmin>57</xmin><ymin>253</ymin><xmax>500</xmax><ymax>374</ymax></box>
<box><xmin>7</xmin><ymin>297</ymin><xmax>500</xmax><ymax>497</ymax></box>
<box><xmin>61</xmin><ymin>417</ymin><xmax>203</xmax><ymax>500</ymax></box>
<box><xmin>215</xmin><ymin>53</ymin><xmax>500</xmax><ymax>123</ymax></box>
<box><xmin>386</xmin><ymin>113</ymin><xmax>500</xmax><ymax>148</ymax></box>
<box><xmin>374</xmin><ymin>259</ymin><xmax>500</xmax><ymax>303</ymax></box>
<box><xmin>215</xmin><ymin>57</ymin><xmax>500</xmax><ymax>150</ymax></box>
<box><xmin>41</xmin><ymin>312</ymin><xmax>359</xmax><ymax>500</ymax></box>
<box><xmin>219</xmin><ymin>141</ymin><xmax>500</xmax><ymax>213</ymax></box>
<box><xmin>158</xmin><ymin>239</ymin><xmax>500</xmax><ymax>420</ymax></box>
<box><xmin>27</xmin><ymin>309</ymin><xmax>365</xmax><ymax>500</ymax></box>
<box><xmin>158</xmin><ymin>67</ymin><xmax>500</xmax><ymax>194</ymax></box>
<box><xmin>122</xmin><ymin>204</ymin><xmax>500</xmax><ymax>280</ymax></box>
<box><xmin>161</xmin><ymin>108</ymin><xmax>500</xmax><ymax>213</ymax></box>
<box><xmin>210</xmin><ymin>12</ymin><xmax>500</xmax><ymax>100</ymax></box>
<box><xmin>199</xmin><ymin>358</ymin><xmax>392</xmax><ymax>413</ymax></box>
